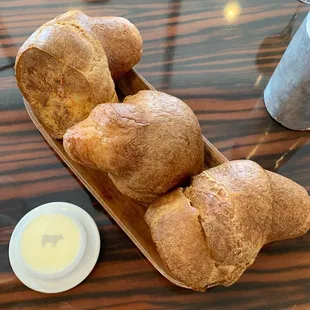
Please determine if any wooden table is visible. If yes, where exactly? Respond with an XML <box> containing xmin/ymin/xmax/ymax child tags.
<box><xmin>1</xmin><ymin>0</ymin><xmax>310</xmax><ymax>309</ymax></box>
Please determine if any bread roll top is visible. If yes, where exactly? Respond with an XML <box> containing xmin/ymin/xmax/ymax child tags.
<box><xmin>51</xmin><ymin>10</ymin><xmax>143</xmax><ymax>80</ymax></box>
<box><xmin>15</xmin><ymin>11</ymin><xmax>118</xmax><ymax>138</ymax></box>
<box><xmin>64</xmin><ymin>91</ymin><xmax>204</xmax><ymax>203</ymax></box>
<box><xmin>15</xmin><ymin>9</ymin><xmax>143</xmax><ymax>138</ymax></box>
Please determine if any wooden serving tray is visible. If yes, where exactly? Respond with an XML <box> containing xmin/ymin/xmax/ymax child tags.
<box><xmin>23</xmin><ymin>69</ymin><xmax>228</xmax><ymax>289</ymax></box>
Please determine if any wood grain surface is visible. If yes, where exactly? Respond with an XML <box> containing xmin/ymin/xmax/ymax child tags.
<box><xmin>1</xmin><ymin>0</ymin><xmax>310</xmax><ymax>309</ymax></box>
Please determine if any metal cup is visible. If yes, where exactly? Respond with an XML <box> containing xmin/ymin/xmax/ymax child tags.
<box><xmin>264</xmin><ymin>11</ymin><xmax>310</xmax><ymax>130</ymax></box>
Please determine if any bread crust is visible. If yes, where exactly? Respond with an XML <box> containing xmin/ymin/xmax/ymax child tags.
<box><xmin>15</xmin><ymin>10</ymin><xmax>143</xmax><ymax>138</ymax></box>
<box><xmin>63</xmin><ymin>90</ymin><xmax>204</xmax><ymax>203</ymax></box>
<box><xmin>145</xmin><ymin>160</ymin><xmax>310</xmax><ymax>291</ymax></box>
<box><xmin>52</xmin><ymin>10</ymin><xmax>143</xmax><ymax>80</ymax></box>
<box><xmin>266</xmin><ymin>171</ymin><xmax>310</xmax><ymax>243</ymax></box>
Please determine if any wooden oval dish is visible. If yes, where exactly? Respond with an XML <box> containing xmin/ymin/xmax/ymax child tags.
<box><xmin>23</xmin><ymin>69</ymin><xmax>228</xmax><ymax>290</ymax></box>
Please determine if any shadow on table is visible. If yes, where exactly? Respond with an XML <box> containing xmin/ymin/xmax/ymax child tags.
<box><xmin>0</xmin><ymin>14</ymin><xmax>17</xmax><ymax>73</ymax></box>
<box><xmin>255</xmin><ymin>3</ymin><xmax>302</xmax><ymax>77</ymax></box>
<box><xmin>160</xmin><ymin>0</ymin><xmax>181</xmax><ymax>90</ymax></box>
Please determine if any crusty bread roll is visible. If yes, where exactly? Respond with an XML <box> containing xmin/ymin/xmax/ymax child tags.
<box><xmin>15</xmin><ymin>10</ymin><xmax>142</xmax><ymax>139</ymax></box>
<box><xmin>63</xmin><ymin>90</ymin><xmax>204</xmax><ymax>203</ymax></box>
<box><xmin>145</xmin><ymin>160</ymin><xmax>310</xmax><ymax>291</ymax></box>
<box><xmin>52</xmin><ymin>10</ymin><xmax>143</xmax><ymax>80</ymax></box>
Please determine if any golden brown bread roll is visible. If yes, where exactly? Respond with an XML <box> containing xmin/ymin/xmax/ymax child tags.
<box><xmin>15</xmin><ymin>10</ymin><xmax>142</xmax><ymax>139</ymax></box>
<box><xmin>145</xmin><ymin>160</ymin><xmax>310</xmax><ymax>291</ymax></box>
<box><xmin>53</xmin><ymin>10</ymin><xmax>143</xmax><ymax>80</ymax></box>
<box><xmin>63</xmin><ymin>90</ymin><xmax>204</xmax><ymax>203</ymax></box>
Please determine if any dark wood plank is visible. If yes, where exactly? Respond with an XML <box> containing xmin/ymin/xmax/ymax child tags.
<box><xmin>1</xmin><ymin>0</ymin><xmax>310</xmax><ymax>309</ymax></box>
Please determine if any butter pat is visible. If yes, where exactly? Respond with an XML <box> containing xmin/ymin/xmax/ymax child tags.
<box><xmin>20</xmin><ymin>213</ymin><xmax>84</xmax><ymax>277</ymax></box>
<box><xmin>9</xmin><ymin>202</ymin><xmax>100</xmax><ymax>293</ymax></box>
